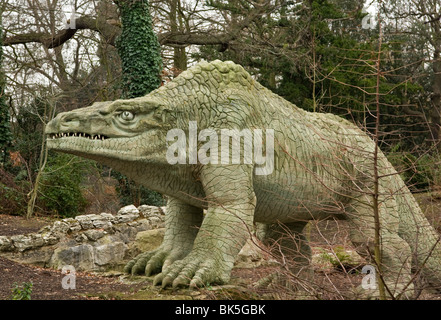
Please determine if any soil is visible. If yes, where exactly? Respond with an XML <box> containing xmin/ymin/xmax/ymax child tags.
<box><xmin>0</xmin><ymin>214</ymin><xmax>54</xmax><ymax>237</ymax></box>
<box><xmin>0</xmin><ymin>256</ymin><xmax>148</xmax><ymax>300</ymax></box>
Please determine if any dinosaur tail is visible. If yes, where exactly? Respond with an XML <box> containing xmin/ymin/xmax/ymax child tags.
<box><xmin>396</xmin><ymin>182</ymin><xmax>441</xmax><ymax>290</ymax></box>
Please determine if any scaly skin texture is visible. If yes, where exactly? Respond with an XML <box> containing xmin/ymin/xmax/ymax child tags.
<box><xmin>46</xmin><ymin>60</ymin><xmax>441</xmax><ymax>296</ymax></box>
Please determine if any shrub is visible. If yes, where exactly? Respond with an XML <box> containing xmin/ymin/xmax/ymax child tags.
<box><xmin>39</xmin><ymin>153</ymin><xmax>91</xmax><ymax>217</ymax></box>
<box><xmin>388</xmin><ymin>151</ymin><xmax>441</xmax><ymax>192</ymax></box>
<box><xmin>0</xmin><ymin>167</ymin><xmax>27</xmax><ymax>216</ymax></box>
<box><xmin>11</xmin><ymin>282</ymin><xmax>33</xmax><ymax>300</ymax></box>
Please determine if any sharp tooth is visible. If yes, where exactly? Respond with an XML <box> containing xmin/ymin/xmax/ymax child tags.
<box><xmin>101</xmin><ymin>137</ymin><xmax>104</xmax><ymax>141</ymax></box>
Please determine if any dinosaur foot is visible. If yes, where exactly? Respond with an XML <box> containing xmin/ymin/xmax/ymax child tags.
<box><xmin>124</xmin><ymin>246</ymin><xmax>190</xmax><ymax>276</ymax></box>
<box><xmin>153</xmin><ymin>253</ymin><xmax>230</xmax><ymax>289</ymax></box>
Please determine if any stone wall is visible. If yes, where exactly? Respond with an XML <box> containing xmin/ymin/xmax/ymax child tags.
<box><xmin>0</xmin><ymin>204</ymin><xmax>273</xmax><ymax>273</ymax></box>
<box><xmin>0</xmin><ymin>205</ymin><xmax>165</xmax><ymax>272</ymax></box>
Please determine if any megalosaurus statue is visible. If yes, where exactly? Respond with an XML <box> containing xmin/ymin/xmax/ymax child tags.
<box><xmin>45</xmin><ymin>60</ymin><xmax>441</xmax><ymax>297</ymax></box>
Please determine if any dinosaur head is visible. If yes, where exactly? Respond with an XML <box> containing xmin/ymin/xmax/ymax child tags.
<box><xmin>45</xmin><ymin>96</ymin><xmax>175</xmax><ymax>164</ymax></box>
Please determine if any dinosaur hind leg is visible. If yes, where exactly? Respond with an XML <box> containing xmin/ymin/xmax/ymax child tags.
<box><xmin>256</xmin><ymin>221</ymin><xmax>313</xmax><ymax>290</ymax></box>
<box><xmin>346</xmin><ymin>193</ymin><xmax>414</xmax><ymax>299</ymax></box>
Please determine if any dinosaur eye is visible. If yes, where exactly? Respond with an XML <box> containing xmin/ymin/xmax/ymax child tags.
<box><xmin>120</xmin><ymin>111</ymin><xmax>135</xmax><ymax>121</ymax></box>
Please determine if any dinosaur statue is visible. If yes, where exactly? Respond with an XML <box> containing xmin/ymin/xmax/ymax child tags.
<box><xmin>45</xmin><ymin>60</ymin><xmax>441</xmax><ymax>298</ymax></box>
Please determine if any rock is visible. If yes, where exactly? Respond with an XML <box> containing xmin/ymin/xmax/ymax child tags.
<box><xmin>115</xmin><ymin>205</ymin><xmax>140</xmax><ymax>223</ymax></box>
<box><xmin>75</xmin><ymin>215</ymin><xmax>94</xmax><ymax>229</ymax></box>
<box><xmin>94</xmin><ymin>242</ymin><xmax>128</xmax><ymax>266</ymax></box>
<box><xmin>49</xmin><ymin>244</ymin><xmax>95</xmax><ymax>271</ymax></box>
<box><xmin>74</xmin><ymin>233</ymin><xmax>88</xmax><ymax>243</ymax></box>
<box><xmin>118</xmin><ymin>205</ymin><xmax>139</xmax><ymax>216</ymax></box>
<box><xmin>99</xmin><ymin>213</ymin><xmax>116</xmax><ymax>223</ymax></box>
<box><xmin>0</xmin><ymin>236</ymin><xmax>13</xmax><ymax>252</ymax></box>
<box><xmin>115</xmin><ymin>214</ymin><xmax>139</xmax><ymax>224</ymax></box>
<box><xmin>9</xmin><ymin>246</ymin><xmax>55</xmax><ymax>267</ymax></box>
<box><xmin>136</xmin><ymin>219</ymin><xmax>155</xmax><ymax>231</ymax></box>
<box><xmin>132</xmin><ymin>228</ymin><xmax>165</xmax><ymax>253</ymax></box>
<box><xmin>235</xmin><ymin>237</ymin><xmax>266</xmax><ymax>268</ymax></box>
<box><xmin>62</xmin><ymin>218</ymin><xmax>82</xmax><ymax>232</ymax></box>
<box><xmin>50</xmin><ymin>221</ymin><xmax>71</xmax><ymax>236</ymax></box>
<box><xmin>311</xmin><ymin>246</ymin><xmax>364</xmax><ymax>272</ymax></box>
<box><xmin>40</xmin><ymin>231</ymin><xmax>59</xmax><ymax>246</ymax></box>
<box><xmin>84</xmin><ymin>229</ymin><xmax>107</xmax><ymax>241</ymax></box>
<box><xmin>92</xmin><ymin>218</ymin><xmax>113</xmax><ymax>230</ymax></box>
<box><xmin>138</xmin><ymin>205</ymin><xmax>164</xmax><ymax>217</ymax></box>
<box><xmin>11</xmin><ymin>234</ymin><xmax>44</xmax><ymax>252</ymax></box>
<box><xmin>148</xmin><ymin>216</ymin><xmax>165</xmax><ymax>229</ymax></box>
<box><xmin>88</xmin><ymin>214</ymin><xmax>114</xmax><ymax>230</ymax></box>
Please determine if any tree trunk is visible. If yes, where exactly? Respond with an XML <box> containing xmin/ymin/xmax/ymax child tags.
<box><xmin>431</xmin><ymin>48</ymin><xmax>441</xmax><ymax>149</ymax></box>
<box><xmin>169</xmin><ymin>0</ymin><xmax>187</xmax><ymax>77</ymax></box>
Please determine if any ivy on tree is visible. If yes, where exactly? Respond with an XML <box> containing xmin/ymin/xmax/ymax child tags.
<box><xmin>113</xmin><ymin>0</ymin><xmax>165</xmax><ymax>206</ymax></box>
<box><xmin>115</xmin><ymin>0</ymin><xmax>162</xmax><ymax>98</ymax></box>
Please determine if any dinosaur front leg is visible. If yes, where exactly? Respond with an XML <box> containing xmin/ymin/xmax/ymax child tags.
<box><xmin>155</xmin><ymin>165</ymin><xmax>256</xmax><ymax>289</ymax></box>
<box><xmin>124</xmin><ymin>196</ymin><xmax>203</xmax><ymax>276</ymax></box>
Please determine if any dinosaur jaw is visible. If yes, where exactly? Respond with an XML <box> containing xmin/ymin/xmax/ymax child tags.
<box><xmin>47</xmin><ymin>134</ymin><xmax>138</xmax><ymax>161</ymax></box>
<box><xmin>46</xmin><ymin>129</ymin><xmax>166</xmax><ymax>164</ymax></box>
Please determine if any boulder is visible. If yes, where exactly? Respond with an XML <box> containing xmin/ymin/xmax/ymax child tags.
<box><xmin>84</xmin><ymin>229</ymin><xmax>107</xmax><ymax>241</ymax></box>
<box><xmin>138</xmin><ymin>205</ymin><xmax>164</xmax><ymax>217</ymax></box>
<box><xmin>11</xmin><ymin>234</ymin><xmax>44</xmax><ymax>252</ymax></box>
<box><xmin>132</xmin><ymin>228</ymin><xmax>165</xmax><ymax>254</ymax></box>
<box><xmin>235</xmin><ymin>237</ymin><xmax>267</xmax><ymax>268</ymax></box>
<box><xmin>118</xmin><ymin>205</ymin><xmax>139</xmax><ymax>216</ymax></box>
<box><xmin>49</xmin><ymin>243</ymin><xmax>95</xmax><ymax>270</ymax></box>
<box><xmin>94</xmin><ymin>242</ymin><xmax>128</xmax><ymax>267</ymax></box>
<box><xmin>0</xmin><ymin>236</ymin><xmax>13</xmax><ymax>252</ymax></box>
<box><xmin>75</xmin><ymin>215</ymin><xmax>94</xmax><ymax>229</ymax></box>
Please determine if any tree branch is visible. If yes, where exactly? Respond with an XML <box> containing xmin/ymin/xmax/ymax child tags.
<box><xmin>4</xmin><ymin>16</ymin><xmax>120</xmax><ymax>48</ymax></box>
<box><xmin>3</xmin><ymin>1</ymin><xmax>271</xmax><ymax>49</ymax></box>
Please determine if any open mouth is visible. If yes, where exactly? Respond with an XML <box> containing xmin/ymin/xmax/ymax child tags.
<box><xmin>48</xmin><ymin>132</ymin><xmax>110</xmax><ymax>141</ymax></box>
